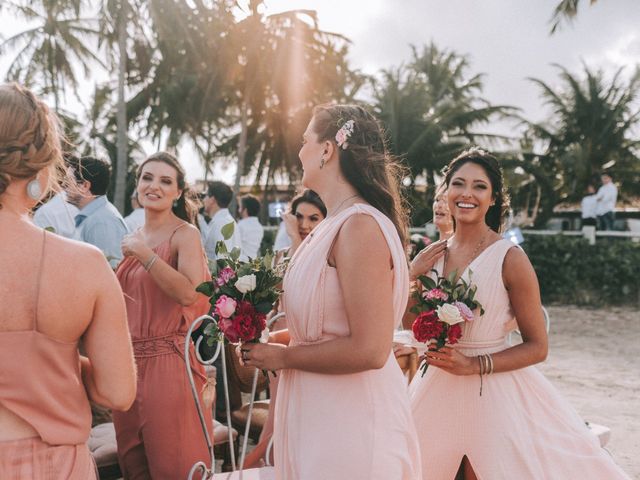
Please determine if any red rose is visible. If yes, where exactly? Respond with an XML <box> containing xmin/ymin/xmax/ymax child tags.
<box><xmin>412</xmin><ymin>310</ymin><xmax>443</xmax><ymax>343</ymax></box>
<box><xmin>218</xmin><ymin>318</ymin><xmax>240</xmax><ymax>343</ymax></box>
<box><xmin>232</xmin><ymin>300</ymin><xmax>267</xmax><ymax>342</ymax></box>
<box><xmin>447</xmin><ymin>323</ymin><xmax>463</xmax><ymax>345</ymax></box>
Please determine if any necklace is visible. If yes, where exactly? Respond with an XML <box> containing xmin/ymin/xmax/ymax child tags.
<box><xmin>329</xmin><ymin>193</ymin><xmax>360</xmax><ymax>218</ymax></box>
<box><xmin>443</xmin><ymin>226</ymin><xmax>492</xmax><ymax>281</ymax></box>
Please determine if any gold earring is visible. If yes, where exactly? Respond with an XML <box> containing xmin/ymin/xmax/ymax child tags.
<box><xmin>320</xmin><ymin>157</ymin><xmax>325</xmax><ymax>169</ymax></box>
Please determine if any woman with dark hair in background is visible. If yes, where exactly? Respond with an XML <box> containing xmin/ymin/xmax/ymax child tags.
<box><xmin>239</xmin><ymin>104</ymin><xmax>421</xmax><ymax>479</ymax></box>
<box><xmin>408</xmin><ymin>148</ymin><xmax>629</xmax><ymax>479</ymax></box>
<box><xmin>113</xmin><ymin>151</ymin><xmax>213</xmax><ymax>478</ymax></box>
<box><xmin>0</xmin><ymin>83</ymin><xmax>136</xmax><ymax>478</ymax></box>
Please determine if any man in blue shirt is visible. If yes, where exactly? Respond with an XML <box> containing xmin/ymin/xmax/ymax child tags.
<box><xmin>66</xmin><ymin>156</ymin><xmax>129</xmax><ymax>268</ymax></box>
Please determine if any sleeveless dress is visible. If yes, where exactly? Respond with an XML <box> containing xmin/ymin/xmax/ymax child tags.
<box><xmin>408</xmin><ymin>239</ymin><xmax>630</xmax><ymax>479</ymax></box>
<box><xmin>0</xmin><ymin>231</ymin><xmax>96</xmax><ymax>479</ymax></box>
<box><xmin>274</xmin><ymin>204</ymin><xmax>422</xmax><ymax>480</ymax></box>
<box><xmin>113</xmin><ymin>224</ymin><xmax>213</xmax><ymax>479</ymax></box>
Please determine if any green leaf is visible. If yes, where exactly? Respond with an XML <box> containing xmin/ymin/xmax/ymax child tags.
<box><xmin>196</xmin><ymin>281</ymin><xmax>214</xmax><ymax>297</ymax></box>
<box><xmin>418</xmin><ymin>275</ymin><xmax>437</xmax><ymax>290</ymax></box>
<box><xmin>254</xmin><ymin>302</ymin><xmax>273</xmax><ymax>314</ymax></box>
<box><xmin>263</xmin><ymin>252</ymin><xmax>273</xmax><ymax>269</ymax></box>
<box><xmin>447</xmin><ymin>269</ymin><xmax>457</xmax><ymax>285</ymax></box>
<box><xmin>229</xmin><ymin>247</ymin><xmax>241</xmax><ymax>262</ymax></box>
<box><xmin>216</xmin><ymin>240</ymin><xmax>228</xmax><ymax>256</ymax></box>
<box><xmin>221</xmin><ymin>222</ymin><xmax>235</xmax><ymax>241</ymax></box>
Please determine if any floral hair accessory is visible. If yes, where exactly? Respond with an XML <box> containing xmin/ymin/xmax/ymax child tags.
<box><xmin>335</xmin><ymin>119</ymin><xmax>355</xmax><ymax>150</ymax></box>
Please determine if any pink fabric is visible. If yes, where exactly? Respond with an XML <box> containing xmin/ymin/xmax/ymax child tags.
<box><xmin>0</xmin><ymin>436</ymin><xmax>96</xmax><ymax>480</ymax></box>
<box><xmin>275</xmin><ymin>204</ymin><xmax>422</xmax><ymax>480</ymax></box>
<box><xmin>114</xmin><ymin>225</ymin><xmax>213</xmax><ymax>479</ymax></box>
<box><xmin>409</xmin><ymin>239</ymin><xmax>630</xmax><ymax>479</ymax></box>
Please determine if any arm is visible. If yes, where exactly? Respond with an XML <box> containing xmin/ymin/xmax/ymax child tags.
<box><xmin>123</xmin><ymin>226</ymin><xmax>209</xmax><ymax>306</ymax></box>
<box><xmin>242</xmin><ymin>214</ymin><xmax>396</xmax><ymax>374</ymax></box>
<box><xmin>426</xmin><ymin>246</ymin><xmax>548</xmax><ymax>375</ymax></box>
<box><xmin>81</xmin><ymin>250</ymin><xmax>136</xmax><ymax>410</ymax></box>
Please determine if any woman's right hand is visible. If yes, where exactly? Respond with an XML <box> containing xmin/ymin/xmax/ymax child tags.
<box><xmin>282</xmin><ymin>212</ymin><xmax>301</xmax><ymax>242</ymax></box>
<box><xmin>409</xmin><ymin>239</ymin><xmax>448</xmax><ymax>281</ymax></box>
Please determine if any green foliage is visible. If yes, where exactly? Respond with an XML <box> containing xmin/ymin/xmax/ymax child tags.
<box><xmin>522</xmin><ymin>235</ymin><xmax>640</xmax><ymax>305</ymax></box>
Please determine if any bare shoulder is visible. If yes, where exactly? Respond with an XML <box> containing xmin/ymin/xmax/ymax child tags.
<box><xmin>335</xmin><ymin>212</ymin><xmax>388</xmax><ymax>258</ymax></box>
<box><xmin>173</xmin><ymin>222</ymin><xmax>202</xmax><ymax>244</ymax></box>
<box><xmin>502</xmin><ymin>244</ymin><xmax>537</xmax><ymax>287</ymax></box>
<box><xmin>49</xmin><ymin>233</ymin><xmax>111</xmax><ymax>269</ymax></box>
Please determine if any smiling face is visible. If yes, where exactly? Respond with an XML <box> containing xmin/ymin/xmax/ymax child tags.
<box><xmin>433</xmin><ymin>191</ymin><xmax>453</xmax><ymax>233</ymax></box>
<box><xmin>298</xmin><ymin>117</ymin><xmax>326</xmax><ymax>189</ymax></box>
<box><xmin>294</xmin><ymin>201</ymin><xmax>325</xmax><ymax>240</ymax></box>
<box><xmin>447</xmin><ymin>161</ymin><xmax>494</xmax><ymax>227</ymax></box>
<box><xmin>137</xmin><ymin>160</ymin><xmax>182</xmax><ymax>213</ymax></box>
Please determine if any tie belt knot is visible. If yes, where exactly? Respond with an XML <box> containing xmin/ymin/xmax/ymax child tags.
<box><xmin>132</xmin><ymin>332</ymin><xmax>186</xmax><ymax>358</ymax></box>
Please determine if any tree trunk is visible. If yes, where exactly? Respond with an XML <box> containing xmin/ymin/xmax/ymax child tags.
<box><xmin>232</xmin><ymin>99</ymin><xmax>249</xmax><ymax>214</ymax></box>
<box><xmin>114</xmin><ymin>5</ymin><xmax>128</xmax><ymax>213</ymax></box>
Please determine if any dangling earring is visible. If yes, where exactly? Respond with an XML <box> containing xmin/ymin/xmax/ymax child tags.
<box><xmin>319</xmin><ymin>157</ymin><xmax>325</xmax><ymax>169</ymax></box>
<box><xmin>27</xmin><ymin>179</ymin><xmax>42</xmax><ymax>200</ymax></box>
<box><xmin>173</xmin><ymin>198</ymin><xmax>179</xmax><ymax>208</ymax></box>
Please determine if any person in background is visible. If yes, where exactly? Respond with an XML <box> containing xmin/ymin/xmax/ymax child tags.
<box><xmin>202</xmin><ymin>180</ymin><xmax>241</xmax><ymax>260</ymax></box>
<box><xmin>32</xmin><ymin>190</ymin><xmax>79</xmax><ymax>238</ymax></box>
<box><xmin>595</xmin><ymin>173</ymin><xmax>618</xmax><ymax>230</ymax></box>
<box><xmin>113</xmin><ymin>151</ymin><xmax>213</xmax><ymax>479</ymax></box>
<box><xmin>124</xmin><ymin>190</ymin><xmax>145</xmax><ymax>231</ymax></box>
<box><xmin>0</xmin><ymin>82</ymin><xmax>136</xmax><ymax>479</ymax></box>
<box><xmin>237</xmin><ymin>193</ymin><xmax>264</xmax><ymax>260</ymax></box>
<box><xmin>581</xmin><ymin>183</ymin><xmax>598</xmax><ymax>228</ymax></box>
<box><xmin>66</xmin><ymin>156</ymin><xmax>129</xmax><ymax>268</ymax></box>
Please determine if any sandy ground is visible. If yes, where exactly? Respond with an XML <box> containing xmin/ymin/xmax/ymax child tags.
<box><xmin>537</xmin><ymin>306</ymin><xmax>640</xmax><ymax>478</ymax></box>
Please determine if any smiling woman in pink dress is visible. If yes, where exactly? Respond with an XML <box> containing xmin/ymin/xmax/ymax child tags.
<box><xmin>240</xmin><ymin>104</ymin><xmax>421</xmax><ymax>480</ymax></box>
<box><xmin>408</xmin><ymin>148</ymin><xmax>630</xmax><ymax>479</ymax></box>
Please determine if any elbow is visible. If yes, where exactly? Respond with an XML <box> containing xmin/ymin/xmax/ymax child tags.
<box><xmin>111</xmin><ymin>394</ymin><xmax>135</xmax><ymax>412</ymax></box>
<box><xmin>364</xmin><ymin>348</ymin><xmax>388</xmax><ymax>370</ymax></box>
<box><xmin>97</xmin><ymin>383</ymin><xmax>136</xmax><ymax>412</ymax></box>
<box><xmin>536</xmin><ymin>342</ymin><xmax>548</xmax><ymax>363</ymax></box>
<box><xmin>178</xmin><ymin>290</ymin><xmax>199</xmax><ymax>307</ymax></box>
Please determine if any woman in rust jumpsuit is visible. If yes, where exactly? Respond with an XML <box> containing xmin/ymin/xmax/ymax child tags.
<box><xmin>113</xmin><ymin>151</ymin><xmax>212</xmax><ymax>479</ymax></box>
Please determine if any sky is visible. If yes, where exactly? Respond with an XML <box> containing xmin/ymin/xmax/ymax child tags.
<box><xmin>2</xmin><ymin>0</ymin><xmax>640</xmax><ymax>182</ymax></box>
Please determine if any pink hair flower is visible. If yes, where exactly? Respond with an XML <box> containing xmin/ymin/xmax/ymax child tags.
<box><xmin>335</xmin><ymin>119</ymin><xmax>355</xmax><ymax>150</ymax></box>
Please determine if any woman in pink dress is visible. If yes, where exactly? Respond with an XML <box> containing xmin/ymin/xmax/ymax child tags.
<box><xmin>409</xmin><ymin>148</ymin><xmax>629</xmax><ymax>479</ymax></box>
<box><xmin>113</xmin><ymin>152</ymin><xmax>213</xmax><ymax>479</ymax></box>
<box><xmin>240</xmin><ymin>104</ymin><xmax>421</xmax><ymax>479</ymax></box>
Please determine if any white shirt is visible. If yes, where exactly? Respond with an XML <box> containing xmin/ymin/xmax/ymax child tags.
<box><xmin>273</xmin><ymin>221</ymin><xmax>292</xmax><ymax>251</ymax></box>
<box><xmin>32</xmin><ymin>192</ymin><xmax>78</xmax><ymax>238</ymax></box>
<box><xmin>595</xmin><ymin>182</ymin><xmax>617</xmax><ymax>216</ymax></box>
<box><xmin>203</xmin><ymin>208</ymin><xmax>241</xmax><ymax>260</ymax></box>
<box><xmin>124</xmin><ymin>208</ymin><xmax>145</xmax><ymax>231</ymax></box>
<box><xmin>238</xmin><ymin>216</ymin><xmax>264</xmax><ymax>261</ymax></box>
<box><xmin>580</xmin><ymin>194</ymin><xmax>598</xmax><ymax>219</ymax></box>
<box><xmin>198</xmin><ymin>214</ymin><xmax>210</xmax><ymax>245</ymax></box>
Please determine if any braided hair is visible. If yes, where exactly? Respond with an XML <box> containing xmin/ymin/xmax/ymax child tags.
<box><xmin>0</xmin><ymin>83</ymin><xmax>63</xmax><ymax>201</ymax></box>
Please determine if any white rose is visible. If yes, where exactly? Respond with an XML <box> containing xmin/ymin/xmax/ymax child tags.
<box><xmin>436</xmin><ymin>303</ymin><xmax>464</xmax><ymax>325</ymax></box>
<box><xmin>235</xmin><ymin>274</ymin><xmax>257</xmax><ymax>294</ymax></box>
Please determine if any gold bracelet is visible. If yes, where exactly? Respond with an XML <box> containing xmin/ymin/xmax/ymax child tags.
<box><xmin>144</xmin><ymin>254</ymin><xmax>159</xmax><ymax>272</ymax></box>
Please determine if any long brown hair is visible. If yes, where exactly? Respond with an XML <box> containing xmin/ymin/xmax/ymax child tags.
<box><xmin>136</xmin><ymin>151</ymin><xmax>201</xmax><ymax>227</ymax></box>
<box><xmin>311</xmin><ymin>104</ymin><xmax>409</xmax><ymax>247</ymax></box>
<box><xmin>0</xmin><ymin>83</ymin><xmax>63</xmax><ymax>201</ymax></box>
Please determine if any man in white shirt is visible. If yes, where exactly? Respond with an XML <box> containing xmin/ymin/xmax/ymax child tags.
<box><xmin>237</xmin><ymin>194</ymin><xmax>264</xmax><ymax>260</ymax></box>
<box><xmin>580</xmin><ymin>184</ymin><xmax>598</xmax><ymax>227</ymax></box>
<box><xmin>33</xmin><ymin>192</ymin><xmax>78</xmax><ymax>238</ymax></box>
<box><xmin>595</xmin><ymin>173</ymin><xmax>618</xmax><ymax>230</ymax></box>
<box><xmin>124</xmin><ymin>191</ymin><xmax>145</xmax><ymax>232</ymax></box>
<box><xmin>202</xmin><ymin>181</ymin><xmax>241</xmax><ymax>260</ymax></box>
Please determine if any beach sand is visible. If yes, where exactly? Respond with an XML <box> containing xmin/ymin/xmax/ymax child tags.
<box><xmin>538</xmin><ymin>306</ymin><xmax>639</xmax><ymax>478</ymax></box>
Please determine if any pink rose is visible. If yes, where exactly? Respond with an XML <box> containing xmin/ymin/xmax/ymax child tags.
<box><xmin>454</xmin><ymin>301</ymin><xmax>474</xmax><ymax>322</ymax></box>
<box><xmin>423</xmin><ymin>288</ymin><xmax>449</xmax><ymax>301</ymax></box>
<box><xmin>216</xmin><ymin>267</ymin><xmax>236</xmax><ymax>286</ymax></box>
<box><xmin>215</xmin><ymin>295</ymin><xmax>237</xmax><ymax>319</ymax></box>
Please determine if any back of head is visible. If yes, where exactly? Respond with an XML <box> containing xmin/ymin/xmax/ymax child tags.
<box><xmin>311</xmin><ymin>104</ymin><xmax>409</xmax><ymax>247</ymax></box>
<box><xmin>0</xmin><ymin>83</ymin><xmax>63</xmax><ymax>199</ymax></box>
<box><xmin>68</xmin><ymin>156</ymin><xmax>112</xmax><ymax>196</ymax></box>
<box><xmin>443</xmin><ymin>147</ymin><xmax>509</xmax><ymax>233</ymax></box>
<box><xmin>240</xmin><ymin>194</ymin><xmax>261</xmax><ymax>217</ymax></box>
<box><xmin>207</xmin><ymin>181</ymin><xmax>233</xmax><ymax>208</ymax></box>
<box><xmin>291</xmin><ymin>189</ymin><xmax>327</xmax><ymax>217</ymax></box>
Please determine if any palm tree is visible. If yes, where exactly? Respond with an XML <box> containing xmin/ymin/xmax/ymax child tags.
<box><xmin>550</xmin><ymin>0</ymin><xmax>599</xmax><ymax>34</ymax></box>
<box><xmin>528</xmin><ymin>64</ymin><xmax>640</xmax><ymax>206</ymax></box>
<box><xmin>0</xmin><ymin>0</ymin><xmax>103</xmax><ymax>110</ymax></box>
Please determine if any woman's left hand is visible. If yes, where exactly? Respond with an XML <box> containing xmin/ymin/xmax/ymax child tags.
<box><xmin>424</xmin><ymin>345</ymin><xmax>476</xmax><ymax>376</ymax></box>
<box><xmin>237</xmin><ymin>342</ymin><xmax>287</xmax><ymax>371</ymax></box>
<box><xmin>121</xmin><ymin>230</ymin><xmax>151</xmax><ymax>260</ymax></box>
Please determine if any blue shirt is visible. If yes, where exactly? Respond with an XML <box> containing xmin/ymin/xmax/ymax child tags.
<box><xmin>74</xmin><ymin>196</ymin><xmax>129</xmax><ymax>268</ymax></box>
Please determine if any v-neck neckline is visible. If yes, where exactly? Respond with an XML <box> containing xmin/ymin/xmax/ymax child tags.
<box><xmin>440</xmin><ymin>238</ymin><xmax>504</xmax><ymax>283</ymax></box>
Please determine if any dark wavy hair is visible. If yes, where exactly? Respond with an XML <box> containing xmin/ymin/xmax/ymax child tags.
<box><xmin>311</xmin><ymin>104</ymin><xmax>409</xmax><ymax>247</ymax></box>
<box><xmin>290</xmin><ymin>189</ymin><xmax>327</xmax><ymax>218</ymax></box>
<box><xmin>136</xmin><ymin>151</ymin><xmax>201</xmax><ymax>227</ymax></box>
<box><xmin>443</xmin><ymin>147</ymin><xmax>509</xmax><ymax>233</ymax></box>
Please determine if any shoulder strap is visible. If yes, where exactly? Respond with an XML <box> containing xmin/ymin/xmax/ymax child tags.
<box><xmin>168</xmin><ymin>222</ymin><xmax>189</xmax><ymax>244</ymax></box>
<box><xmin>33</xmin><ymin>229</ymin><xmax>48</xmax><ymax>331</ymax></box>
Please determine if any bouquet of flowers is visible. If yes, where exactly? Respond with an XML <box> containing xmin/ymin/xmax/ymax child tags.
<box><xmin>411</xmin><ymin>269</ymin><xmax>484</xmax><ymax>376</ymax></box>
<box><xmin>196</xmin><ymin>223</ymin><xmax>284</xmax><ymax>348</ymax></box>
